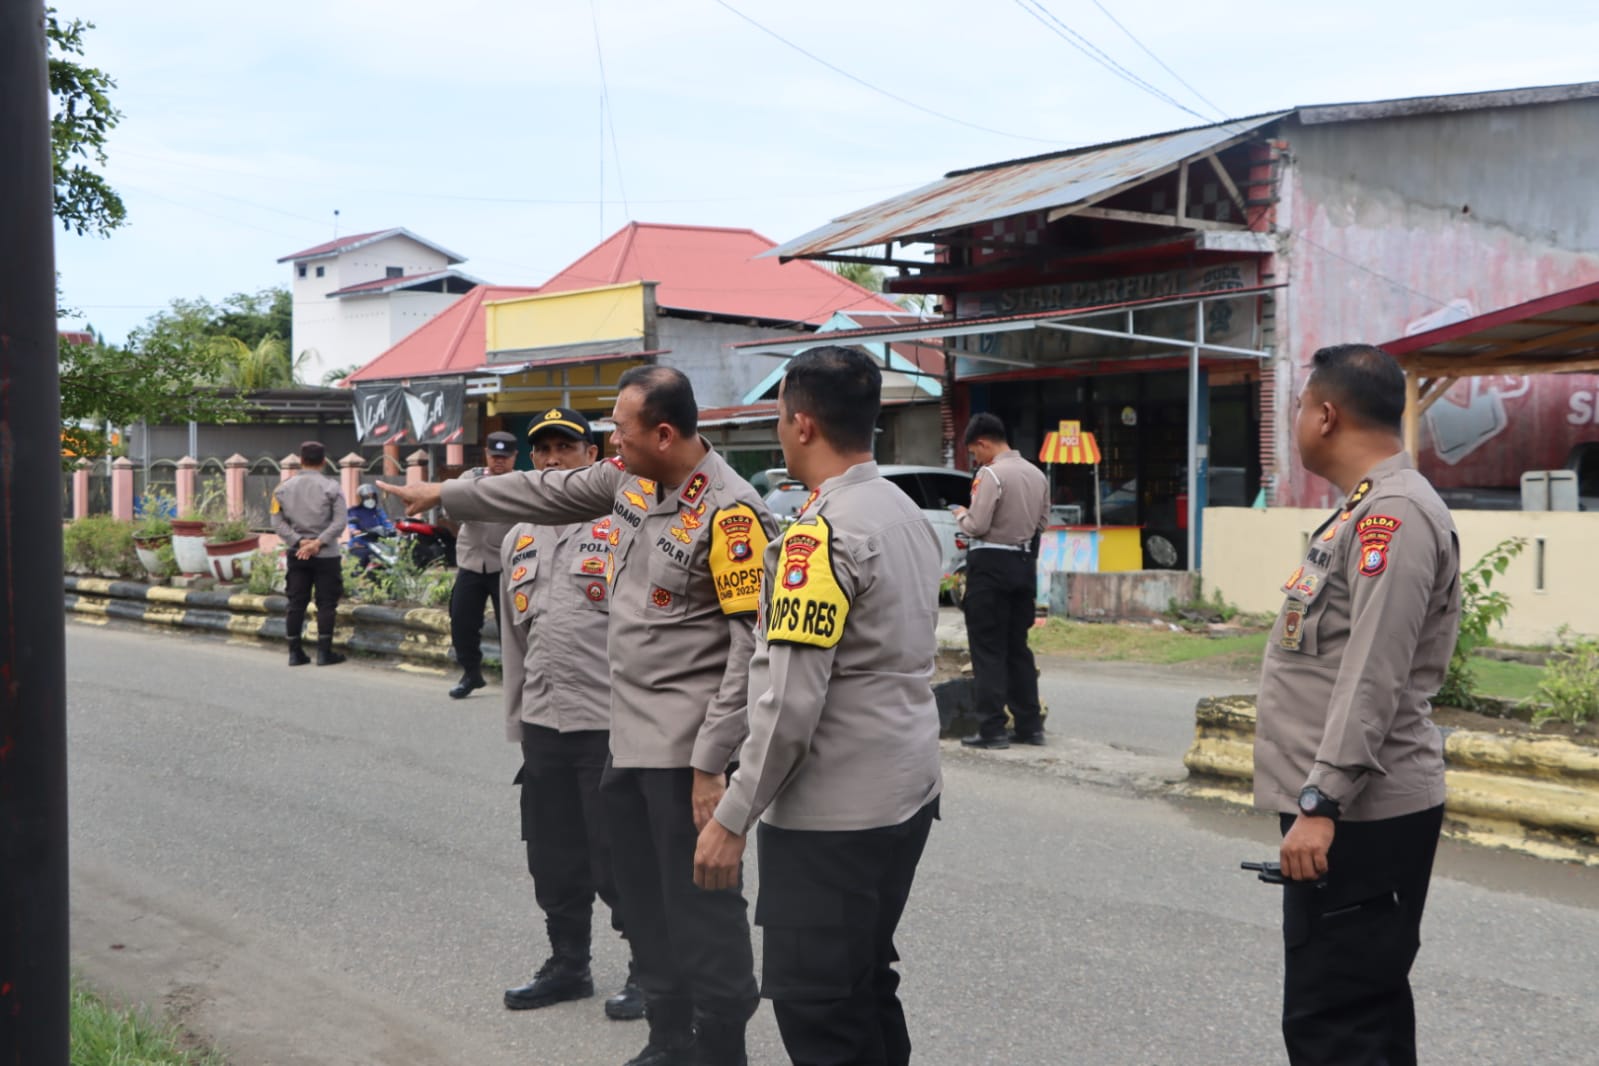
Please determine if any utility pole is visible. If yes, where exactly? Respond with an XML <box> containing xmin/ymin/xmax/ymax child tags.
<box><xmin>0</xmin><ymin>0</ymin><xmax>70</xmax><ymax>1063</ymax></box>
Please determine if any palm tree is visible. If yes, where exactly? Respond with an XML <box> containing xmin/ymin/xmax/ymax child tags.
<box><xmin>831</xmin><ymin>261</ymin><xmax>885</xmax><ymax>291</ymax></box>
<box><xmin>212</xmin><ymin>335</ymin><xmax>309</xmax><ymax>390</ymax></box>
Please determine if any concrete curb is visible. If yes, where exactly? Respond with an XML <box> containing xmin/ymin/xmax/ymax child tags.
<box><xmin>1183</xmin><ymin>695</ymin><xmax>1599</xmax><ymax>866</ymax></box>
<box><xmin>64</xmin><ymin>576</ymin><xmax>500</xmax><ymax>670</ymax></box>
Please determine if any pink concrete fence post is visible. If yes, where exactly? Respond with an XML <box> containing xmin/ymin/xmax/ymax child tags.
<box><xmin>406</xmin><ymin>449</ymin><xmax>428</xmax><ymax>487</ymax></box>
<box><xmin>72</xmin><ymin>459</ymin><xmax>90</xmax><ymax>519</ymax></box>
<box><xmin>111</xmin><ymin>457</ymin><xmax>135</xmax><ymax>520</ymax></box>
<box><xmin>280</xmin><ymin>454</ymin><xmax>301</xmax><ymax>482</ymax></box>
<box><xmin>175</xmin><ymin>455</ymin><xmax>198</xmax><ymax>516</ymax></box>
<box><xmin>382</xmin><ymin>443</ymin><xmax>402</xmax><ymax>478</ymax></box>
<box><xmin>340</xmin><ymin>452</ymin><xmax>364</xmax><ymax>508</ymax></box>
<box><xmin>445</xmin><ymin>443</ymin><xmax>465</xmax><ymax>467</ymax></box>
<box><xmin>224</xmin><ymin>453</ymin><xmax>248</xmax><ymax>519</ymax></box>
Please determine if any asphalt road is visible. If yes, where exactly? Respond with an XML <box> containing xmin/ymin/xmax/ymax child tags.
<box><xmin>66</xmin><ymin>622</ymin><xmax>1599</xmax><ymax>1065</ymax></box>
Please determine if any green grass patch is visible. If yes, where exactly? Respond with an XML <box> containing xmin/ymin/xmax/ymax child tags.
<box><xmin>1029</xmin><ymin>618</ymin><xmax>1267</xmax><ymax>668</ymax></box>
<box><xmin>71</xmin><ymin>981</ymin><xmax>224</xmax><ymax>1066</ymax></box>
<box><xmin>1471</xmin><ymin>658</ymin><xmax>1545</xmax><ymax>703</ymax></box>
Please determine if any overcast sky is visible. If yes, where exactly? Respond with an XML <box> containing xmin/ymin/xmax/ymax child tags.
<box><xmin>54</xmin><ymin>0</ymin><xmax>1599</xmax><ymax>344</ymax></box>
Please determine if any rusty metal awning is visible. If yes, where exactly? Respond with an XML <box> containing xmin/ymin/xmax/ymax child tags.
<box><xmin>730</xmin><ymin>284</ymin><xmax>1282</xmax><ymax>365</ymax></box>
<box><xmin>764</xmin><ymin>113</ymin><xmax>1287</xmax><ymax>262</ymax></box>
<box><xmin>1383</xmin><ymin>280</ymin><xmax>1599</xmax><ymax>376</ymax></box>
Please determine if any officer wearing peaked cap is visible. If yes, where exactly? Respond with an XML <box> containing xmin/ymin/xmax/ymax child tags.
<box><xmin>379</xmin><ymin>368</ymin><xmax>777</xmax><ymax>1066</ymax></box>
<box><xmin>445</xmin><ymin>430</ymin><xmax>517</xmax><ymax>699</ymax></box>
<box><xmin>1256</xmin><ymin>344</ymin><xmax>1461</xmax><ymax>1066</ymax></box>
<box><xmin>499</xmin><ymin>407</ymin><xmax>643</xmax><ymax>1022</ymax></box>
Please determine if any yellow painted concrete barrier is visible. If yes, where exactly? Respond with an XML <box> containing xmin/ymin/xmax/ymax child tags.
<box><xmin>1184</xmin><ymin>696</ymin><xmax>1599</xmax><ymax>866</ymax></box>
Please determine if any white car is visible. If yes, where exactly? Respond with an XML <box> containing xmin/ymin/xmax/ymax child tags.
<box><xmin>762</xmin><ymin>465</ymin><xmax>973</xmax><ymax>601</ymax></box>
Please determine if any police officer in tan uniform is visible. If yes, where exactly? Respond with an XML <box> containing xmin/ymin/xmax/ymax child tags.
<box><xmin>953</xmin><ymin>413</ymin><xmax>1051</xmax><ymax>748</ymax></box>
<box><xmin>270</xmin><ymin>440</ymin><xmax>347</xmax><ymax>667</ymax></box>
<box><xmin>1256</xmin><ymin>344</ymin><xmax>1461</xmax><ymax>1066</ymax></box>
<box><xmin>694</xmin><ymin>346</ymin><xmax>942</xmax><ymax>1066</ymax></box>
<box><xmin>446</xmin><ymin>431</ymin><xmax>517</xmax><ymax>699</ymax></box>
<box><xmin>497</xmin><ymin>408</ymin><xmax>642</xmax><ymax>1022</ymax></box>
<box><xmin>380</xmin><ymin>367</ymin><xmax>775</xmax><ymax>1066</ymax></box>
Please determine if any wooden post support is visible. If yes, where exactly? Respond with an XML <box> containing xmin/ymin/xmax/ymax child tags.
<box><xmin>1403</xmin><ymin>370</ymin><xmax>1421</xmax><ymax>457</ymax></box>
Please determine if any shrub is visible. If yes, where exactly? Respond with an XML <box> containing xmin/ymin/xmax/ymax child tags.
<box><xmin>1531</xmin><ymin>630</ymin><xmax>1599</xmax><ymax>726</ymax></box>
<box><xmin>1438</xmin><ymin>537</ymin><xmax>1526</xmax><ymax>710</ymax></box>
<box><xmin>205</xmin><ymin>516</ymin><xmax>253</xmax><ymax>544</ymax></box>
<box><xmin>245</xmin><ymin>548</ymin><xmax>285</xmax><ymax>596</ymax></box>
<box><xmin>63</xmin><ymin>515</ymin><xmax>140</xmax><ymax>577</ymax></box>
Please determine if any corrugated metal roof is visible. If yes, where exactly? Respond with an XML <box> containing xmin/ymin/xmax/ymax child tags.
<box><xmin>766</xmin><ymin>114</ymin><xmax>1286</xmax><ymax>260</ymax></box>
<box><xmin>1382</xmin><ymin>279</ymin><xmax>1599</xmax><ymax>371</ymax></box>
<box><xmin>277</xmin><ymin>227</ymin><xmax>467</xmax><ymax>265</ymax></box>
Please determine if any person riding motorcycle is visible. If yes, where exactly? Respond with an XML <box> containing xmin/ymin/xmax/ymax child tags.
<box><xmin>347</xmin><ymin>483</ymin><xmax>396</xmax><ymax>569</ymax></box>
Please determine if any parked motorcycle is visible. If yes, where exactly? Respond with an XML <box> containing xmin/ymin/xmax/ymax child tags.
<box><xmin>349</xmin><ymin>520</ymin><xmax>456</xmax><ymax>572</ymax></box>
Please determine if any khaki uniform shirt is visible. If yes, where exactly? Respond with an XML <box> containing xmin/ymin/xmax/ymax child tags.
<box><xmin>715</xmin><ymin>462</ymin><xmax>944</xmax><ymax>835</ymax></box>
<box><xmin>1254</xmin><ymin>453</ymin><xmax>1460</xmax><ymax>822</ymax></box>
<box><xmin>498</xmin><ymin>519</ymin><xmax>612</xmax><ymax>742</ymax></box>
<box><xmin>956</xmin><ymin>449</ymin><xmax>1050</xmax><ymax>547</ymax></box>
<box><xmin>271</xmin><ymin>471</ymin><xmax>345</xmax><ymax>559</ymax></box>
<box><xmin>440</xmin><ymin>442</ymin><xmax>776</xmax><ymax>773</ymax></box>
<box><xmin>453</xmin><ymin>468</ymin><xmax>515</xmax><ymax>573</ymax></box>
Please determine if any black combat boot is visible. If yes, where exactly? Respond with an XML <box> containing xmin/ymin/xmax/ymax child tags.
<box><xmin>692</xmin><ymin>1009</ymin><xmax>748</xmax><ymax>1066</ymax></box>
<box><xmin>604</xmin><ymin>958</ymin><xmax>645</xmax><ymax>1021</ymax></box>
<box><xmin>504</xmin><ymin>941</ymin><xmax>594</xmax><ymax>1010</ymax></box>
<box><xmin>623</xmin><ymin>998</ymin><xmax>695</xmax><ymax>1066</ymax></box>
<box><xmin>287</xmin><ymin>638</ymin><xmax>310</xmax><ymax>667</ymax></box>
<box><xmin>315</xmin><ymin>636</ymin><xmax>346</xmax><ymax>666</ymax></box>
<box><xmin>448</xmin><ymin>667</ymin><xmax>486</xmax><ymax>699</ymax></box>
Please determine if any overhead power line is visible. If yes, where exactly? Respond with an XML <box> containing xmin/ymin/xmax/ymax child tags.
<box><xmin>709</xmin><ymin>0</ymin><xmax>1064</xmax><ymax>145</ymax></box>
<box><xmin>1087</xmin><ymin>0</ymin><xmax>1228</xmax><ymax>120</ymax></box>
<box><xmin>590</xmin><ymin>0</ymin><xmax>629</xmax><ymax>223</ymax></box>
<box><xmin>1010</xmin><ymin>0</ymin><xmax>1210</xmax><ymax>124</ymax></box>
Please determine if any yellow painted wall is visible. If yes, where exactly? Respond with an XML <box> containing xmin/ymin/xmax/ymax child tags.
<box><xmin>488</xmin><ymin>358</ymin><xmax>645</xmax><ymax>417</ymax></box>
<box><xmin>1202</xmin><ymin>507</ymin><xmax>1599</xmax><ymax>645</ymax></box>
<box><xmin>485</xmin><ymin>282</ymin><xmax>648</xmax><ymax>353</ymax></box>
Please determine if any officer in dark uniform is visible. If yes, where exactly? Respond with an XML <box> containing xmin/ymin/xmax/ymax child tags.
<box><xmin>1256</xmin><ymin>344</ymin><xmax>1461</xmax><ymax>1066</ymax></box>
<box><xmin>270</xmin><ymin>440</ymin><xmax>347</xmax><ymax>667</ymax></box>
<box><xmin>953</xmin><ymin>413</ymin><xmax>1051</xmax><ymax>749</ymax></box>
<box><xmin>379</xmin><ymin>367</ymin><xmax>775</xmax><ymax>1066</ymax></box>
<box><xmin>499</xmin><ymin>408</ymin><xmax>642</xmax><ymax>1022</ymax></box>
<box><xmin>694</xmin><ymin>346</ymin><xmax>943</xmax><ymax>1066</ymax></box>
<box><xmin>447</xmin><ymin>431</ymin><xmax>517</xmax><ymax>699</ymax></box>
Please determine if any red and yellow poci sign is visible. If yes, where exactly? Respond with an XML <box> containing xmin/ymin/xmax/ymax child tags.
<box><xmin>1039</xmin><ymin>420</ymin><xmax>1101</xmax><ymax>465</ymax></box>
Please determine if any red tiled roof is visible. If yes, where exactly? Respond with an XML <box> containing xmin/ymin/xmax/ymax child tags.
<box><xmin>59</xmin><ymin>330</ymin><xmax>95</xmax><ymax>346</ymax></box>
<box><xmin>277</xmin><ymin>227</ymin><xmax>466</xmax><ymax>264</ymax></box>
<box><xmin>536</xmin><ymin>222</ymin><xmax>902</xmax><ymax>327</ymax></box>
<box><xmin>346</xmin><ymin>285</ymin><xmax>540</xmax><ymax>383</ymax></box>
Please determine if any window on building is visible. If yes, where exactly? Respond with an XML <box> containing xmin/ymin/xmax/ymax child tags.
<box><xmin>385</xmin><ymin>266</ymin><xmax>403</xmax><ymax>278</ymax></box>
<box><xmin>297</xmin><ymin>264</ymin><xmax>307</xmax><ymax>278</ymax></box>
<box><xmin>315</xmin><ymin>265</ymin><xmax>325</xmax><ymax>278</ymax></box>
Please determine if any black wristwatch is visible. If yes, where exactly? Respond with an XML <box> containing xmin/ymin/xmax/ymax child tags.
<box><xmin>1297</xmin><ymin>786</ymin><xmax>1342</xmax><ymax>821</ymax></box>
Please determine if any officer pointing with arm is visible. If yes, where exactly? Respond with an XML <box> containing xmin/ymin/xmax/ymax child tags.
<box><xmin>1256</xmin><ymin>344</ymin><xmax>1460</xmax><ymax>1066</ymax></box>
<box><xmin>695</xmin><ymin>346</ymin><xmax>943</xmax><ymax>1066</ymax></box>
<box><xmin>381</xmin><ymin>368</ymin><xmax>774</xmax><ymax>1066</ymax></box>
<box><xmin>951</xmin><ymin>413</ymin><xmax>1051</xmax><ymax>748</ymax></box>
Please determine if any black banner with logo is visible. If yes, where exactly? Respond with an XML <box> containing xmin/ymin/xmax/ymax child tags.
<box><xmin>353</xmin><ymin>380</ymin><xmax>465</xmax><ymax>445</ymax></box>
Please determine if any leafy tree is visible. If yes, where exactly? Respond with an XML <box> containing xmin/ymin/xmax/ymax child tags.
<box><xmin>48</xmin><ymin>7</ymin><xmax>125</xmax><ymax>237</ymax></box>
<box><xmin>212</xmin><ymin>335</ymin><xmax>307</xmax><ymax>391</ymax></box>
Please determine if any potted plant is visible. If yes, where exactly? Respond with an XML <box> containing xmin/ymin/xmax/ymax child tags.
<box><xmin>172</xmin><ymin>485</ymin><xmax>225</xmax><ymax>575</ymax></box>
<box><xmin>204</xmin><ymin>514</ymin><xmax>262</xmax><ymax>582</ymax></box>
<box><xmin>132</xmin><ymin>487</ymin><xmax>177</xmax><ymax>578</ymax></box>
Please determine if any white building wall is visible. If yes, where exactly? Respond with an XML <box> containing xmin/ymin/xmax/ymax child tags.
<box><xmin>287</xmin><ymin>235</ymin><xmax>460</xmax><ymax>386</ymax></box>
